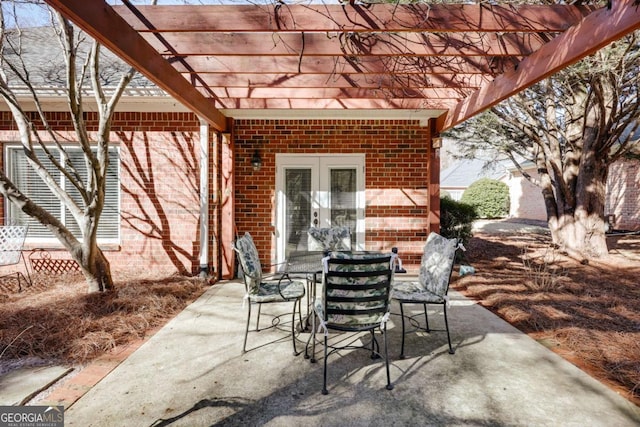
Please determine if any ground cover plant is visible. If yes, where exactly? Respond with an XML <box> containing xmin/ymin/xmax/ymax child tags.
<box><xmin>453</xmin><ymin>228</ymin><xmax>640</xmax><ymax>406</ymax></box>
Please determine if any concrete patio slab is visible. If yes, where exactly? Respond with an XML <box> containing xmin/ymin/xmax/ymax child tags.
<box><xmin>51</xmin><ymin>279</ymin><xmax>639</xmax><ymax>426</ymax></box>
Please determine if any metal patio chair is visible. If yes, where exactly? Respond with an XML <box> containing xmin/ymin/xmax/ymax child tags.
<box><xmin>232</xmin><ymin>232</ymin><xmax>305</xmax><ymax>355</ymax></box>
<box><xmin>307</xmin><ymin>226</ymin><xmax>351</xmax><ymax>252</ymax></box>
<box><xmin>0</xmin><ymin>225</ymin><xmax>32</xmax><ymax>291</ymax></box>
<box><xmin>312</xmin><ymin>252</ymin><xmax>394</xmax><ymax>394</ymax></box>
<box><xmin>391</xmin><ymin>232</ymin><xmax>463</xmax><ymax>358</ymax></box>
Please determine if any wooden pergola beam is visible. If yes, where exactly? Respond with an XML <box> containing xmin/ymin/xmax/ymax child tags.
<box><xmin>443</xmin><ymin>0</ymin><xmax>640</xmax><ymax>131</ymax></box>
<box><xmin>142</xmin><ymin>32</ymin><xmax>545</xmax><ymax>57</ymax></box>
<box><xmin>114</xmin><ymin>4</ymin><xmax>596</xmax><ymax>33</ymax></box>
<box><xmin>172</xmin><ymin>55</ymin><xmax>515</xmax><ymax>76</ymax></box>
<box><xmin>43</xmin><ymin>0</ymin><xmax>227</xmax><ymax>131</ymax></box>
<box><xmin>205</xmin><ymin>87</ymin><xmax>470</xmax><ymax>100</ymax></box>
<box><xmin>190</xmin><ymin>73</ymin><xmax>491</xmax><ymax>89</ymax></box>
<box><xmin>212</xmin><ymin>98</ymin><xmax>455</xmax><ymax>111</ymax></box>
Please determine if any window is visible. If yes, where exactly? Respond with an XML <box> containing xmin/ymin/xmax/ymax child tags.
<box><xmin>6</xmin><ymin>145</ymin><xmax>120</xmax><ymax>243</ymax></box>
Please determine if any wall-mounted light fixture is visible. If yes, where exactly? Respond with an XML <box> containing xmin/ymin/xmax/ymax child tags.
<box><xmin>250</xmin><ymin>149</ymin><xmax>262</xmax><ymax>171</ymax></box>
<box><xmin>432</xmin><ymin>137</ymin><xmax>442</xmax><ymax>149</ymax></box>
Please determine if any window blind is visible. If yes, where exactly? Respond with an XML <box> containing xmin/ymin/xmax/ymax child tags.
<box><xmin>7</xmin><ymin>145</ymin><xmax>120</xmax><ymax>241</ymax></box>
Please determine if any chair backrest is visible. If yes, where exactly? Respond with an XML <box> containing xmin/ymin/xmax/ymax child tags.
<box><xmin>323</xmin><ymin>253</ymin><xmax>392</xmax><ymax>328</ymax></box>
<box><xmin>307</xmin><ymin>226</ymin><xmax>351</xmax><ymax>251</ymax></box>
<box><xmin>419</xmin><ymin>232</ymin><xmax>459</xmax><ymax>297</ymax></box>
<box><xmin>232</xmin><ymin>232</ymin><xmax>263</xmax><ymax>293</ymax></box>
<box><xmin>0</xmin><ymin>225</ymin><xmax>28</xmax><ymax>266</ymax></box>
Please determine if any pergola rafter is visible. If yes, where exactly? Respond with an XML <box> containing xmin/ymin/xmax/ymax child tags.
<box><xmin>142</xmin><ymin>32</ymin><xmax>548</xmax><ymax>57</ymax></box>
<box><xmin>114</xmin><ymin>4</ymin><xmax>598</xmax><ymax>33</ymax></box>
<box><xmin>43</xmin><ymin>0</ymin><xmax>640</xmax><ymax>132</ymax></box>
<box><xmin>189</xmin><ymin>73</ymin><xmax>491</xmax><ymax>90</ymax></box>
<box><xmin>171</xmin><ymin>55</ymin><xmax>519</xmax><ymax>76</ymax></box>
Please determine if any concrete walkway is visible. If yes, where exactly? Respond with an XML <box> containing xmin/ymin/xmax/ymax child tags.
<box><xmin>473</xmin><ymin>218</ymin><xmax>549</xmax><ymax>235</ymax></box>
<box><xmin>47</xmin><ymin>279</ymin><xmax>639</xmax><ymax>426</ymax></box>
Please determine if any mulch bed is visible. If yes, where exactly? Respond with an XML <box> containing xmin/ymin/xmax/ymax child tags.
<box><xmin>452</xmin><ymin>230</ymin><xmax>640</xmax><ymax>406</ymax></box>
<box><xmin>0</xmin><ymin>273</ymin><xmax>207</xmax><ymax>367</ymax></box>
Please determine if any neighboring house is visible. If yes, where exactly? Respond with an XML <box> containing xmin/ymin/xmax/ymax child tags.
<box><xmin>606</xmin><ymin>158</ymin><xmax>640</xmax><ymax>231</ymax></box>
<box><xmin>440</xmin><ymin>158</ymin><xmax>506</xmax><ymax>202</ymax></box>
<box><xmin>441</xmin><ymin>156</ymin><xmax>640</xmax><ymax>229</ymax></box>
<box><xmin>441</xmin><ymin>158</ymin><xmax>546</xmax><ymax>221</ymax></box>
<box><xmin>503</xmin><ymin>163</ymin><xmax>547</xmax><ymax>221</ymax></box>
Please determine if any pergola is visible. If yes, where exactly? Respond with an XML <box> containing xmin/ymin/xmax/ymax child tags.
<box><xmin>43</xmin><ymin>0</ymin><xmax>640</xmax><ymax>134</ymax></box>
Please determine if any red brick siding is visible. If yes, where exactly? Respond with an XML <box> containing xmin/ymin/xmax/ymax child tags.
<box><xmin>606</xmin><ymin>159</ymin><xmax>640</xmax><ymax>231</ymax></box>
<box><xmin>1</xmin><ymin>111</ymin><xmax>203</xmax><ymax>277</ymax></box>
<box><xmin>233</xmin><ymin>119</ymin><xmax>432</xmax><ymax>269</ymax></box>
<box><xmin>2</xmin><ymin>113</ymin><xmax>437</xmax><ymax>276</ymax></box>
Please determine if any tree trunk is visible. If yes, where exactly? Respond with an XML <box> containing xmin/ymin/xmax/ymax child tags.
<box><xmin>78</xmin><ymin>246</ymin><xmax>114</xmax><ymax>293</ymax></box>
<box><xmin>548</xmin><ymin>214</ymin><xmax>608</xmax><ymax>259</ymax></box>
<box><xmin>546</xmin><ymin>143</ymin><xmax>609</xmax><ymax>259</ymax></box>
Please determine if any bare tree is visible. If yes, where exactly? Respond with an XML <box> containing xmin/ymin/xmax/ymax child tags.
<box><xmin>445</xmin><ymin>32</ymin><xmax>640</xmax><ymax>259</ymax></box>
<box><xmin>0</xmin><ymin>1</ymin><xmax>135</xmax><ymax>292</ymax></box>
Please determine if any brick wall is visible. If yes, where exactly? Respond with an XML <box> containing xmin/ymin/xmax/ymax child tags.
<box><xmin>2</xmin><ymin>114</ymin><xmax>434</xmax><ymax>276</ymax></box>
<box><xmin>109</xmin><ymin>113</ymin><xmax>202</xmax><ymax>275</ymax></box>
<box><xmin>233</xmin><ymin>119</ymin><xmax>432</xmax><ymax>269</ymax></box>
<box><xmin>606</xmin><ymin>158</ymin><xmax>640</xmax><ymax>231</ymax></box>
<box><xmin>1</xmin><ymin>111</ymin><xmax>203</xmax><ymax>277</ymax></box>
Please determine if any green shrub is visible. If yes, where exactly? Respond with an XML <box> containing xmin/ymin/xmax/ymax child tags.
<box><xmin>461</xmin><ymin>178</ymin><xmax>510</xmax><ymax>218</ymax></box>
<box><xmin>440</xmin><ymin>196</ymin><xmax>478</xmax><ymax>247</ymax></box>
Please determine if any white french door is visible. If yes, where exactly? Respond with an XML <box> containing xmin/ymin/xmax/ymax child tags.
<box><xmin>275</xmin><ymin>154</ymin><xmax>365</xmax><ymax>264</ymax></box>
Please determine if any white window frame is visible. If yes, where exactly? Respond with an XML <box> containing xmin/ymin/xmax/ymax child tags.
<box><xmin>4</xmin><ymin>144</ymin><xmax>121</xmax><ymax>246</ymax></box>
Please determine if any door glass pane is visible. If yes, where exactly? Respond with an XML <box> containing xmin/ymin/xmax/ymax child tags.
<box><xmin>330</xmin><ymin>168</ymin><xmax>356</xmax><ymax>247</ymax></box>
<box><xmin>285</xmin><ymin>168</ymin><xmax>311</xmax><ymax>257</ymax></box>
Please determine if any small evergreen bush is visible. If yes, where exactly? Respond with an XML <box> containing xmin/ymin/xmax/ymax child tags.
<box><xmin>461</xmin><ymin>178</ymin><xmax>510</xmax><ymax>218</ymax></box>
<box><xmin>440</xmin><ymin>196</ymin><xmax>478</xmax><ymax>246</ymax></box>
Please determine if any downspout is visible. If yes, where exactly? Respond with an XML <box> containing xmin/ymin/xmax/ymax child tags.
<box><xmin>199</xmin><ymin>119</ymin><xmax>209</xmax><ymax>278</ymax></box>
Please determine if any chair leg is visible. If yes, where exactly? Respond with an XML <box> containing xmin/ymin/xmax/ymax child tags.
<box><xmin>423</xmin><ymin>303</ymin><xmax>430</xmax><ymax>332</ymax></box>
<box><xmin>305</xmin><ymin>301</ymin><xmax>317</xmax><ymax>362</ymax></box>
<box><xmin>298</xmin><ymin>297</ymin><xmax>304</xmax><ymax>328</ymax></box>
<box><xmin>255</xmin><ymin>303</ymin><xmax>262</xmax><ymax>330</ymax></box>
<box><xmin>443</xmin><ymin>303</ymin><xmax>455</xmax><ymax>354</ymax></box>
<box><xmin>383</xmin><ymin>326</ymin><xmax>393</xmax><ymax>390</ymax></box>
<box><xmin>369</xmin><ymin>330</ymin><xmax>376</xmax><ymax>359</ymax></box>
<box><xmin>21</xmin><ymin>253</ymin><xmax>33</xmax><ymax>287</ymax></box>
<box><xmin>322</xmin><ymin>333</ymin><xmax>329</xmax><ymax>395</ymax></box>
<box><xmin>399</xmin><ymin>303</ymin><xmax>407</xmax><ymax>359</ymax></box>
<box><xmin>291</xmin><ymin>299</ymin><xmax>299</xmax><ymax>356</ymax></box>
<box><xmin>309</xmin><ymin>308</ymin><xmax>317</xmax><ymax>363</ymax></box>
<box><xmin>243</xmin><ymin>301</ymin><xmax>252</xmax><ymax>353</ymax></box>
